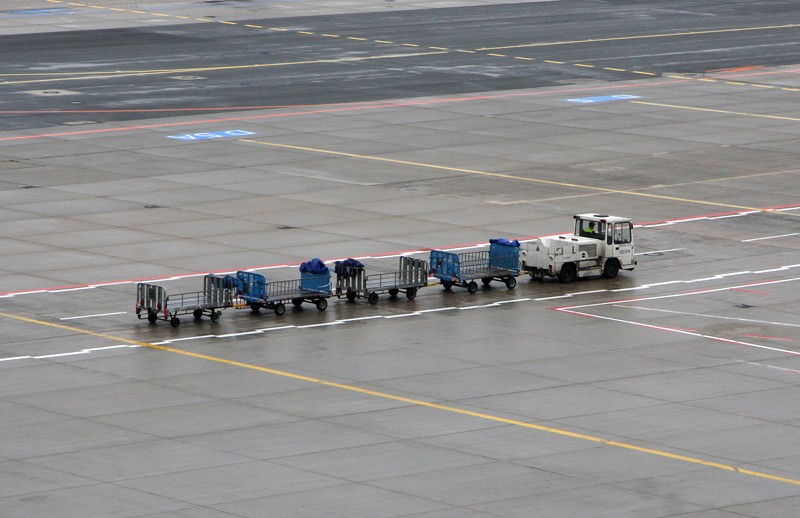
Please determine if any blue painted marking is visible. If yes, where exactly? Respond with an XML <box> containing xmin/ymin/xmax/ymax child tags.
<box><xmin>167</xmin><ymin>130</ymin><xmax>257</xmax><ymax>141</ymax></box>
<box><xmin>564</xmin><ymin>94</ymin><xmax>641</xmax><ymax>104</ymax></box>
<box><xmin>7</xmin><ymin>8</ymin><xmax>70</xmax><ymax>15</ymax></box>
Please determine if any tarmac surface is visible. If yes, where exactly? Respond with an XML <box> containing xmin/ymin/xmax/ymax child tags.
<box><xmin>1</xmin><ymin>1</ymin><xmax>800</xmax><ymax>516</ymax></box>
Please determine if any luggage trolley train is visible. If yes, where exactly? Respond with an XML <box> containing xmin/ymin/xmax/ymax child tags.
<box><xmin>136</xmin><ymin>243</ymin><xmax>518</xmax><ymax>327</ymax></box>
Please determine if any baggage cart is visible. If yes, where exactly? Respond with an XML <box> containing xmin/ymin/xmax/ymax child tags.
<box><xmin>429</xmin><ymin>240</ymin><xmax>520</xmax><ymax>293</ymax></box>
<box><xmin>135</xmin><ymin>274</ymin><xmax>234</xmax><ymax>327</ymax></box>
<box><xmin>335</xmin><ymin>256</ymin><xmax>428</xmax><ymax>304</ymax></box>
<box><xmin>234</xmin><ymin>266</ymin><xmax>331</xmax><ymax>316</ymax></box>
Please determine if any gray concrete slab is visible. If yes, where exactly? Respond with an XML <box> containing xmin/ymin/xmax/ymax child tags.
<box><xmin>3</xmin><ymin>1</ymin><xmax>800</xmax><ymax>516</ymax></box>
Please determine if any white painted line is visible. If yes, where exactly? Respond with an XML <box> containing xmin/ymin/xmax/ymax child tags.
<box><xmin>50</xmin><ymin>286</ymin><xmax>95</xmax><ymax>293</ymax></box>
<box><xmin>459</xmin><ymin>303</ymin><xmax>501</xmax><ymax>310</ymax></box>
<box><xmin>60</xmin><ymin>311</ymin><xmax>127</xmax><ymax>320</ymax></box>
<box><xmin>613</xmin><ymin>305</ymin><xmax>800</xmax><ymax>328</ymax></box>
<box><xmin>707</xmin><ymin>212</ymin><xmax>757</xmax><ymax>220</ymax></box>
<box><xmin>84</xmin><ymin>345</ymin><xmax>138</xmax><ymax>352</ymax></box>
<box><xmin>297</xmin><ymin>322</ymin><xmax>343</xmax><ymax>328</ymax></box>
<box><xmin>742</xmin><ymin>233</ymin><xmax>799</xmax><ymax>242</ymax></box>
<box><xmin>559</xmin><ymin>307</ymin><xmax>800</xmax><ymax>357</ymax></box>
<box><xmin>35</xmin><ymin>351</ymin><xmax>89</xmax><ymax>359</ymax></box>
<box><xmin>636</xmin><ymin>248</ymin><xmax>686</xmax><ymax>255</ymax></box>
<box><xmin>339</xmin><ymin>316</ymin><xmax>384</xmax><ymax>322</ymax></box>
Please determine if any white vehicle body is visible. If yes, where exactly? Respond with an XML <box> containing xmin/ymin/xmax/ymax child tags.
<box><xmin>521</xmin><ymin>214</ymin><xmax>636</xmax><ymax>283</ymax></box>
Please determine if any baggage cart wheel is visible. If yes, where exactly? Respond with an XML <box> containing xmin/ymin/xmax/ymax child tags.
<box><xmin>467</xmin><ymin>281</ymin><xmax>478</xmax><ymax>294</ymax></box>
<box><xmin>346</xmin><ymin>290</ymin><xmax>357</xmax><ymax>302</ymax></box>
<box><xmin>388</xmin><ymin>288</ymin><xmax>399</xmax><ymax>298</ymax></box>
<box><xmin>210</xmin><ymin>311</ymin><xmax>221</xmax><ymax>322</ymax></box>
<box><xmin>368</xmin><ymin>292</ymin><xmax>379</xmax><ymax>305</ymax></box>
<box><xmin>315</xmin><ymin>298</ymin><xmax>328</xmax><ymax>311</ymax></box>
<box><xmin>274</xmin><ymin>302</ymin><xmax>286</xmax><ymax>316</ymax></box>
<box><xmin>249</xmin><ymin>302</ymin><xmax>261</xmax><ymax>313</ymax></box>
<box><xmin>193</xmin><ymin>308</ymin><xmax>203</xmax><ymax>320</ymax></box>
<box><xmin>170</xmin><ymin>317</ymin><xmax>181</xmax><ymax>328</ymax></box>
<box><xmin>292</xmin><ymin>298</ymin><xmax>303</xmax><ymax>307</ymax></box>
<box><xmin>482</xmin><ymin>277</ymin><xmax>493</xmax><ymax>285</ymax></box>
<box><xmin>442</xmin><ymin>281</ymin><xmax>453</xmax><ymax>291</ymax></box>
<box><xmin>147</xmin><ymin>311</ymin><xmax>157</xmax><ymax>324</ymax></box>
<box><xmin>505</xmin><ymin>277</ymin><xmax>517</xmax><ymax>289</ymax></box>
<box><xmin>406</xmin><ymin>287</ymin><xmax>417</xmax><ymax>300</ymax></box>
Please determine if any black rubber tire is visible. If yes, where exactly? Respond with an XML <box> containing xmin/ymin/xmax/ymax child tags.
<box><xmin>249</xmin><ymin>302</ymin><xmax>261</xmax><ymax>313</ymax></box>
<box><xmin>170</xmin><ymin>317</ymin><xmax>180</xmax><ymax>328</ymax></box>
<box><xmin>558</xmin><ymin>264</ymin><xmax>577</xmax><ymax>284</ymax></box>
<box><xmin>346</xmin><ymin>290</ymin><xmax>357</xmax><ymax>302</ymax></box>
<box><xmin>603</xmin><ymin>259</ymin><xmax>620</xmax><ymax>279</ymax></box>
<box><xmin>193</xmin><ymin>308</ymin><xmax>203</xmax><ymax>320</ymax></box>
<box><xmin>467</xmin><ymin>281</ymin><xmax>478</xmax><ymax>294</ymax></box>
<box><xmin>147</xmin><ymin>312</ymin><xmax>157</xmax><ymax>324</ymax></box>
<box><xmin>368</xmin><ymin>292</ymin><xmax>379</xmax><ymax>305</ymax></box>
<box><xmin>481</xmin><ymin>277</ymin><xmax>493</xmax><ymax>285</ymax></box>
<box><xmin>388</xmin><ymin>288</ymin><xmax>399</xmax><ymax>298</ymax></box>
<box><xmin>210</xmin><ymin>311</ymin><xmax>221</xmax><ymax>322</ymax></box>
<box><xmin>274</xmin><ymin>302</ymin><xmax>286</xmax><ymax>316</ymax></box>
<box><xmin>316</xmin><ymin>298</ymin><xmax>328</xmax><ymax>311</ymax></box>
<box><xmin>505</xmin><ymin>277</ymin><xmax>517</xmax><ymax>289</ymax></box>
<box><xmin>406</xmin><ymin>287</ymin><xmax>417</xmax><ymax>300</ymax></box>
<box><xmin>292</xmin><ymin>298</ymin><xmax>303</xmax><ymax>307</ymax></box>
<box><xmin>442</xmin><ymin>281</ymin><xmax>453</xmax><ymax>291</ymax></box>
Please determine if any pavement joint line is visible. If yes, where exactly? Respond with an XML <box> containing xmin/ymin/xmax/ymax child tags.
<box><xmin>2</xmin><ymin>309</ymin><xmax>800</xmax><ymax>487</ymax></box>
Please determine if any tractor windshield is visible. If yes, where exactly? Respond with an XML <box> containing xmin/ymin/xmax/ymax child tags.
<box><xmin>575</xmin><ymin>218</ymin><xmax>605</xmax><ymax>240</ymax></box>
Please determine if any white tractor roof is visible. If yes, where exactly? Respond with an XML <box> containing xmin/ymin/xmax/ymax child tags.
<box><xmin>574</xmin><ymin>213</ymin><xmax>632</xmax><ymax>224</ymax></box>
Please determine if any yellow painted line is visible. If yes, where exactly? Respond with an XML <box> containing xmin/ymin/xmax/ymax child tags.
<box><xmin>543</xmin><ymin>60</ymin><xmax>564</xmax><ymax>64</ymax></box>
<box><xmin>633</xmin><ymin>70</ymin><xmax>657</xmax><ymax>76</ymax></box>
<box><xmin>195</xmin><ymin>18</ymin><xmax>213</xmax><ymax>22</ymax></box>
<box><xmin>175</xmin><ymin>15</ymin><xmax>191</xmax><ymax>19</ymax></box>
<box><xmin>129</xmin><ymin>10</ymin><xmax>146</xmax><ymax>14</ymax></box>
<box><xmin>375</xmin><ymin>40</ymin><xmax>394</xmax><ymax>44</ymax></box>
<box><xmin>697</xmin><ymin>78</ymin><xmax>718</xmax><ymax>82</ymax></box>
<box><xmin>429</xmin><ymin>46</ymin><xmax>449</xmax><ymax>50</ymax></box>
<box><xmin>783</xmin><ymin>87</ymin><xmax>800</xmax><ymax>92</ymax></box>
<box><xmin>456</xmin><ymin>49</ymin><xmax>476</xmax><ymax>54</ymax></box>
<box><xmin>218</xmin><ymin>21</ymin><xmax>238</xmax><ymax>26</ymax></box>
<box><xmin>476</xmin><ymin>24</ymin><xmax>800</xmax><ymax>51</ymax></box>
<box><xmin>487</xmin><ymin>53</ymin><xmax>506</xmax><ymax>57</ymax></box>
<box><xmin>0</xmin><ymin>51</ymin><xmax>451</xmax><ymax>86</ymax></box>
<box><xmin>270</xmin><ymin>27</ymin><xmax>289</xmax><ymax>31</ymax></box>
<box><xmin>2</xmin><ymin>309</ymin><xmax>800</xmax><ymax>487</ymax></box>
<box><xmin>752</xmin><ymin>84</ymin><xmax>775</xmax><ymax>89</ymax></box>
<box><xmin>347</xmin><ymin>37</ymin><xmax>368</xmax><ymax>41</ymax></box>
<box><xmin>573</xmin><ymin>63</ymin><xmax>595</xmax><ymax>68</ymax></box>
<box><xmin>298</xmin><ymin>31</ymin><xmax>315</xmax><ymax>35</ymax></box>
<box><xmin>322</xmin><ymin>34</ymin><xmax>339</xmax><ymax>38</ymax></box>
<box><xmin>605</xmin><ymin>67</ymin><xmax>627</xmax><ymax>72</ymax></box>
<box><xmin>631</xmin><ymin>100</ymin><xmax>800</xmax><ymax>123</ymax></box>
<box><xmin>86</xmin><ymin>4</ymin><xmax>105</xmax><ymax>9</ymax></box>
<box><xmin>239</xmin><ymin>139</ymin><xmax>768</xmax><ymax>213</ymax></box>
<box><xmin>109</xmin><ymin>7</ymin><xmax>127</xmax><ymax>11</ymax></box>
<box><xmin>245</xmin><ymin>24</ymin><xmax>263</xmax><ymax>29</ymax></box>
<box><xmin>402</xmin><ymin>43</ymin><xmax>420</xmax><ymax>47</ymax></box>
<box><xmin>725</xmin><ymin>81</ymin><xmax>747</xmax><ymax>85</ymax></box>
<box><xmin>515</xmin><ymin>57</ymin><xmax>535</xmax><ymax>61</ymax></box>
